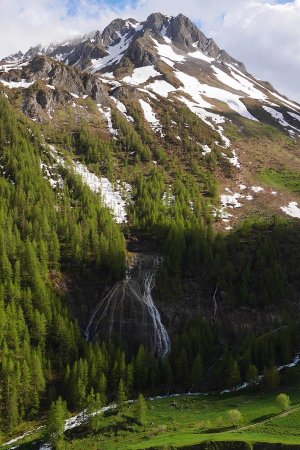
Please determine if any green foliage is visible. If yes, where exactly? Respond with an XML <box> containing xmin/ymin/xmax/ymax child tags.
<box><xmin>75</xmin><ymin>124</ymin><xmax>114</xmax><ymax>176</ymax></box>
<box><xmin>227</xmin><ymin>409</ymin><xmax>243</xmax><ymax>427</ymax></box>
<box><xmin>46</xmin><ymin>397</ymin><xmax>68</xmax><ymax>449</ymax></box>
<box><xmin>260</xmin><ymin>169</ymin><xmax>300</xmax><ymax>193</ymax></box>
<box><xmin>86</xmin><ymin>388</ymin><xmax>102</xmax><ymax>433</ymax></box>
<box><xmin>134</xmin><ymin>393</ymin><xmax>147</xmax><ymax>424</ymax></box>
<box><xmin>275</xmin><ymin>393</ymin><xmax>290</xmax><ymax>412</ymax></box>
<box><xmin>112</xmin><ymin>109</ymin><xmax>152</xmax><ymax>162</ymax></box>
<box><xmin>0</xmin><ymin>97</ymin><xmax>126</xmax><ymax>431</ymax></box>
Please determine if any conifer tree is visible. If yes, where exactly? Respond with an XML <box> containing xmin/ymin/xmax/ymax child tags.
<box><xmin>45</xmin><ymin>397</ymin><xmax>68</xmax><ymax>450</ymax></box>
<box><xmin>134</xmin><ymin>393</ymin><xmax>147</xmax><ymax>425</ymax></box>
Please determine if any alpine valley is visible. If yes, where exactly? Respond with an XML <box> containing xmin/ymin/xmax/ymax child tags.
<box><xmin>1</xmin><ymin>12</ymin><xmax>300</xmax><ymax>450</ymax></box>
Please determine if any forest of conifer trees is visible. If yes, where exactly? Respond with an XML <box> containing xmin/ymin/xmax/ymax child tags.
<box><xmin>0</xmin><ymin>95</ymin><xmax>300</xmax><ymax>437</ymax></box>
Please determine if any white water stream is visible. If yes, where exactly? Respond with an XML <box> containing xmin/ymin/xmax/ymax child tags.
<box><xmin>5</xmin><ymin>352</ymin><xmax>300</xmax><ymax>449</ymax></box>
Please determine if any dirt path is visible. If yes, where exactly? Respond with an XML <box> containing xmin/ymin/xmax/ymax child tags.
<box><xmin>230</xmin><ymin>404</ymin><xmax>300</xmax><ymax>433</ymax></box>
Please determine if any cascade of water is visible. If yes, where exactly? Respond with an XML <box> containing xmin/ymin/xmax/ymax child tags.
<box><xmin>142</xmin><ymin>271</ymin><xmax>170</xmax><ymax>358</ymax></box>
<box><xmin>84</xmin><ymin>257</ymin><xmax>171</xmax><ymax>358</ymax></box>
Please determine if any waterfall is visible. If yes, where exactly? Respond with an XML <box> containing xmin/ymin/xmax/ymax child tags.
<box><xmin>85</xmin><ymin>256</ymin><xmax>170</xmax><ymax>358</ymax></box>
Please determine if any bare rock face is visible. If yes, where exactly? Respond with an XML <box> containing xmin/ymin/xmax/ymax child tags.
<box><xmin>63</xmin><ymin>41</ymin><xmax>108</xmax><ymax>69</ymax></box>
<box><xmin>125</xmin><ymin>37</ymin><xmax>157</xmax><ymax>67</ymax></box>
<box><xmin>167</xmin><ymin>13</ymin><xmax>207</xmax><ymax>51</ymax></box>
<box><xmin>143</xmin><ymin>12</ymin><xmax>167</xmax><ymax>33</ymax></box>
<box><xmin>102</xmin><ymin>18</ymin><xmax>129</xmax><ymax>47</ymax></box>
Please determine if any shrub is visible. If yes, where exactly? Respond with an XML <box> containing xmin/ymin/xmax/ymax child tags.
<box><xmin>275</xmin><ymin>393</ymin><xmax>290</xmax><ymax>412</ymax></box>
<box><xmin>227</xmin><ymin>409</ymin><xmax>243</xmax><ymax>427</ymax></box>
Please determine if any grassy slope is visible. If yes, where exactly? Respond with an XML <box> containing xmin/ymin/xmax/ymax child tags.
<box><xmin>9</xmin><ymin>385</ymin><xmax>300</xmax><ymax>449</ymax></box>
<box><xmin>259</xmin><ymin>169</ymin><xmax>300</xmax><ymax>194</ymax></box>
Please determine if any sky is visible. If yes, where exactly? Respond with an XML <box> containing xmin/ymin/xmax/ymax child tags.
<box><xmin>0</xmin><ymin>0</ymin><xmax>299</xmax><ymax>101</ymax></box>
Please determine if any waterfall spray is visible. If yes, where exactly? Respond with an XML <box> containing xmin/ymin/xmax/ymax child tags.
<box><xmin>85</xmin><ymin>256</ymin><xmax>170</xmax><ymax>358</ymax></box>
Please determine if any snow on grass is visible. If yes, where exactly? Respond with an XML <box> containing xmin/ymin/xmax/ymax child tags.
<box><xmin>263</xmin><ymin>106</ymin><xmax>300</xmax><ymax>135</ymax></box>
<box><xmin>73</xmin><ymin>162</ymin><xmax>130</xmax><ymax>223</ymax></box>
<box><xmin>0</xmin><ymin>79</ymin><xmax>34</xmax><ymax>89</ymax></box>
<box><xmin>280</xmin><ymin>202</ymin><xmax>300</xmax><ymax>219</ymax></box>
<box><xmin>151</xmin><ymin>37</ymin><xmax>185</xmax><ymax>65</ymax></box>
<box><xmin>144</xmin><ymin>69</ymin><xmax>236</xmax><ymax>147</ymax></box>
<box><xmin>123</xmin><ymin>66</ymin><xmax>160</xmax><ymax>85</ymax></box>
<box><xmin>178</xmin><ymin>95</ymin><xmax>230</xmax><ymax>147</ymax></box>
<box><xmin>212</xmin><ymin>65</ymin><xmax>266</xmax><ymax>101</ymax></box>
<box><xmin>228</xmin><ymin>63</ymin><xmax>300</xmax><ymax>113</ymax></box>
<box><xmin>188</xmin><ymin>49</ymin><xmax>214</xmax><ymax>63</ymax></box>
<box><xmin>49</xmin><ymin>145</ymin><xmax>130</xmax><ymax>224</ymax></box>
<box><xmin>40</xmin><ymin>160</ymin><xmax>64</xmax><ymax>190</ymax></box>
<box><xmin>251</xmin><ymin>186</ymin><xmax>264</xmax><ymax>193</ymax></box>
<box><xmin>175</xmin><ymin>70</ymin><xmax>257</xmax><ymax>121</ymax></box>
<box><xmin>216</xmin><ymin>191</ymin><xmax>244</xmax><ymax>221</ymax></box>
<box><xmin>201</xmin><ymin>144</ymin><xmax>212</xmax><ymax>155</ymax></box>
<box><xmin>139</xmin><ymin>99</ymin><xmax>162</xmax><ymax>134</ymax></box>
<box><xmin>147</xmin><ymin>80</ymin><xmax>176</xmax><ymax>98</ymax></box>
<box><xmin>269</xmin><ymin>92</ymin><xmax>300</xmax><ymax>113</ymax></box>
<box><xmin>138</xmin><ymin>88</ymin><xmax>157</xmax><ymax>100</ymax></box>
<box><xmin>228</xmin><ymin>149</ymin><xmax>241</xmax><ymax>168</ymax></box>
<box><xmin>111</xmin><ymin>98</ymin><xmax>134</xmax><ymax>122</ymax></box>
<box><xmin>97</xmin><ymin>104</ymin><xmax>118</xmax><ymax>136</ymax></box>
<box><xmin>91</xmin><ymin>32</ymin><xmax>132</xmax><ymax>73</ymax></box>
<box><xmin>162</xmin><ymin>190</ymin><xmax>175</xmax><ymax>207</ymax></box>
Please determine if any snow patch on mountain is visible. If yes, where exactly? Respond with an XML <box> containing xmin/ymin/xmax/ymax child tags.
<box><xmin>123</xmin><ymin>66</ymin><xmax>160</xmax><ymax>85</ymax></box>
<box><xmin>0</xmin><ymin>79</ymin><xmax>34</xmax><ymax>89</ymax></box>
<box><xmin>281</xmin><ymin>202</ymin><xmax>300</xmax><ymax>219</ymax></box>
<box><xmin>97</xmin><ymin>104</ymin><xmax>118</xmax><ymax>136</ymax></box>
<box><xmin>263</xmin><ymin>106</ymin><xmax>300</xmax><ymax>135</ymax></box>
<box><xmin>152</xmin><ymin>38</ymin><xmax>185</xmax><ymax>65</ymax></box>
<box><xmin>91</xmin><ymin>32</ymin><xmax>133</xmax><ymax>72</ymax></box>
<box><xmin>212</xmin><ymin>66</ymin><xmax>266</xmax><ymax>101</ymax></box>
<box><xmin>288</xmin><ymin>111</ymin><xmax>300</xmax><ymax>122</ymax></box>
<box><xmin>139</xmin><ymin>99</ymin><xmax>163</xmax><ymax>134</ymax></box>
<box><xmin>48</xmin><ymin>145</ymin><xmax>130</xmax><ymax>224</ymax></box>
<box><xmin>188</xmin><ymin>49</ymin><xmax>214</xmax><ymax>63</ymax></box>
<box><xmin>251</xmin><ymin>186</ymin><xmax>264</xmax><ymax>193</ymax></box>
<box><xmin>147</xmin><ymin>79</ymin><xmax>176</xmax><ymax>98</ymax></box>
<box><xmin>73</xmin><ymin>162</ymin><xmax>130</xmax><ymax>224</ymax></box>
<box><xmin>201</xmin><ymin>144</ymin><xmax>212</xmax><ymax>155</ymax></box>
<box><xmin>228</xmin><ymin>149</ymin><xmax>241</xmax><ymax>168</ymax></box>
<box><xmin>175</xmin><ymin>70</ymin><xmax>258</xmax><ymax>121</ymax></box>
<box><xmin>111</xmin><ymin>98</ymin><xmax>134</xmax><ymax>122</ymax></box>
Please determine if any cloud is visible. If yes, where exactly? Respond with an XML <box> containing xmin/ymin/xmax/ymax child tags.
<box><xmin>0</xmin><ymin>0</ymin><xmax>300</xmax><ymax>101</ymax></box>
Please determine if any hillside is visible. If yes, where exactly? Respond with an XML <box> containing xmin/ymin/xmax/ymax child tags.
<box><xmin>0</xmin><ymin>11</ymin><xmax>300</xmax><ymax>449</ymax></box>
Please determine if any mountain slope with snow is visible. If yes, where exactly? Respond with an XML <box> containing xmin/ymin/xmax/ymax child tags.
<box><xmin>0</xmin><ymin>12</ymin><xmax>299</xmax><ymax>229</ymax></box>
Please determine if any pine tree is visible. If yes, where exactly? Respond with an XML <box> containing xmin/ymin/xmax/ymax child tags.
<box><xmin>117</xmin><ymin>378</ymin><xmax>127</xmax><ymax>405</ymax></box>
<box><xmin>45</xmin><ymin>397</ymin><xmax>68</xmax><ymax>450</ymax></box>
<box><xmin>246</xmin><ymin>364</ymin><xmax>258</xmax><ymax>386</ymax></box>
<box><xmin>86</xmin><ymin>389</ymin><xmax>102</xmax><ymax>433</ymax></box>
<box><xmin>134</xmin><ymin>393</ymin><xmax>147</xmax><ymax>425</ymax></box>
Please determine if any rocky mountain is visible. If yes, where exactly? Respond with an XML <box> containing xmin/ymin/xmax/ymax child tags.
<box><xmin>1</xmin><ymin>12</ymin><xmax>300</xmax><ymax>229</ymax></box>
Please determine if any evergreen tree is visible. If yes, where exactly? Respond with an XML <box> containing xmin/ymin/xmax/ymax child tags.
<box><xmin>134</xmin><ymin>393</ymin><xmax>147</xmax><ymax>425</ymax></box>
<box><xmin>45</xmin><ymin>397</ymin><xmax>68</xmax><ymax>449</ymax></box>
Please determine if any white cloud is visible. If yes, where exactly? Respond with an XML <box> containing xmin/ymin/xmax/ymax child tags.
<box><xmin>0</xmin><ymin>0</ymin><xmax>300</xmax><ymax>102</ymax></box>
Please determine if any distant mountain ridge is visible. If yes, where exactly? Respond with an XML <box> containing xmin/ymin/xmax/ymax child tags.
<box><xmin>2</xmin><ymin>13</ymin><xmax>245</xmax><ymax>71</ymax></box>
